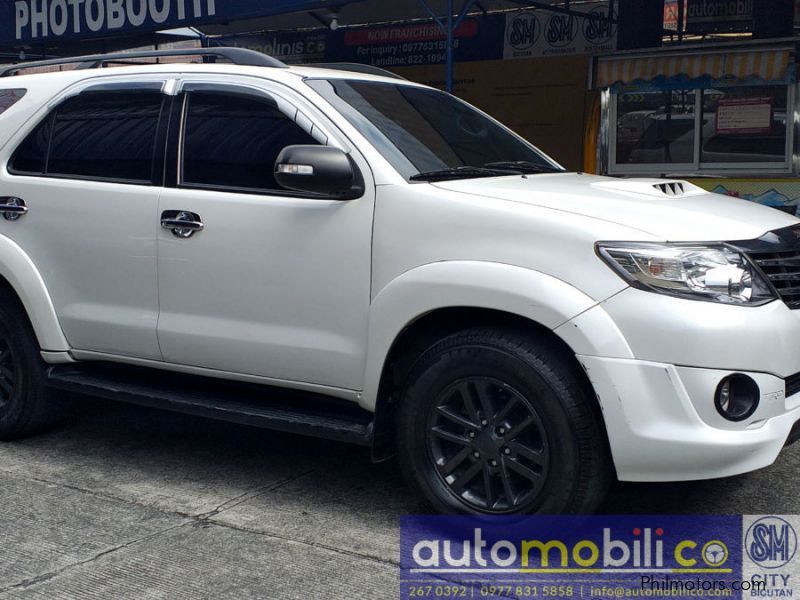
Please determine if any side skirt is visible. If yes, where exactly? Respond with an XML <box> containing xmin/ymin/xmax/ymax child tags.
<box><xmin>45</xmin><ymin>362</ymin><xmax>374</xmax><ymax>446</ymax></box>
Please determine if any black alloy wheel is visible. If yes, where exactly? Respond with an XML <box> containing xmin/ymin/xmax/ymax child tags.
<box><xmin>397</xmin><ymin>327</ymin><xmax>612</xmax><ymax>515</ymax></box>
<box><xmin>427</xmin><ymin>377</ymin><xmax>549</xmax><ymax>513</ymax></box>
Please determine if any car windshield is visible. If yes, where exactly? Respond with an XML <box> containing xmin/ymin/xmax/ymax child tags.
<box><xmin>306</xmin><ymin>79</ymin><xmax>563</xmax><ymax>181</ymax></box>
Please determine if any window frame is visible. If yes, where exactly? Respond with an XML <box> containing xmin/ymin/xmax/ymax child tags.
<box><xmin>608</xmin><ymin>85</ymin><xmax>795</xmax><ymax>176</ymax></box>
<box><xmin>172</xmin><ymin>82</ymin><xmax>350</xmax><ymax>199</ymax></box>
<box><xmin>7</xmin><ymin>81</ymin><xmax>171</xmax><ymax>187</ymax></box>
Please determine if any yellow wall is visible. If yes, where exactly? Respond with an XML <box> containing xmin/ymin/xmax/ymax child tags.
<box><xmin>393</xmin><ymin>55</ymin><xmax>593</xmax><ymax>171</ymax></box>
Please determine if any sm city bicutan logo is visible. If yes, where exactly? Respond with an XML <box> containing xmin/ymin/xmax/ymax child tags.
<box><xmin>746</xmin><ymin>517</ymin><xmax>797</xmax><ymax>569</ymax></box>
<box><xmin>410</xmin><ymin>528</ymin><xmax>732</xmax><ymax>574</ymax></box>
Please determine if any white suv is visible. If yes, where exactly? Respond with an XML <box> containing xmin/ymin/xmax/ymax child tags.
<box><xmin>0</xmin><ymin>48</ymin><xmax>798</xmax><ymax>515</ymax></box>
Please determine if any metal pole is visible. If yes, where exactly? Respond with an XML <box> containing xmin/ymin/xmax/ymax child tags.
<box><xmin>677</xmin><ymin>0</ymin><xmax>684</xmax><ymax>42</ymax></box>
<box><xmin>446</xmin><ymin>0</ymin><xmax>454</xmax><ymax>93</ymax></box>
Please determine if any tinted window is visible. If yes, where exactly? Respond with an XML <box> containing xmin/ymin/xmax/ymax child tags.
<box><xmin>181</xmin><ymin>92</ymin><xmax>318</xmax><ymax>192</ymax></box>
<box><xmin>46</xmin><ymin>92</ymin><xmax>163</xmax><ymax>182</ymax></box>
<box><xmin>307</xmin><ymin>79</ymin><xmax>559</xmax><ymax>179</ymax></box>
<box><xmin>10</xmin><ymin>115</ymin><xmax>50</xmax><ymax>174</ymax></box>
<box><xmin>0</xmin><ymin>89</ymin><xmax>25</xmax><ymax>115</ymax></box>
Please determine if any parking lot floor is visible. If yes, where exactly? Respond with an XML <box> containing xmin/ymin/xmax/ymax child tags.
<box><xmin>0</xmin><ymin>396</ymin><xmax>796</xmax><ymax>598</ymax></box>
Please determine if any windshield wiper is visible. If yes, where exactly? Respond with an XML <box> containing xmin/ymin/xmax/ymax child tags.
<box><xmin>482</xmin><ymin>161</ymin><xmax>561</xmax><ymax>174</ymax></box>
<box><xmin>410</xmin><ymin>166</ymin><xmax>522</xmax><ymax>182</ymax></box>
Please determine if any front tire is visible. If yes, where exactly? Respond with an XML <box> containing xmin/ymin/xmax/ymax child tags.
<box><xmin>0</xmin><ymin>292</ymin><xmax>61</xmax><ymax>440</ymax></box>
<box><xmin>396</xmin><ymin>327</ymin><xmax>611</xmax><ymax>515</ymax></box>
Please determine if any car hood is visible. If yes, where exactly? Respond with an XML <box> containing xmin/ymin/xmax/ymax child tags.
<box><xmin>432</xmin><ymin>173</ymin><xmax>799</xmax><ymax>242</ymax></box>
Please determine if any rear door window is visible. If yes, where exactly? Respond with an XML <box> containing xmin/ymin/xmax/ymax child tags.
<box><xmin>10</xmin><ymin>90</ymin><xmax>165</xmax><ymax>184</ymax></box>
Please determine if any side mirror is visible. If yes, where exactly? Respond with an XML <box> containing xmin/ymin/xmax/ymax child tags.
<box><xmin>274</xmin><ymin>145</ymin><xmax>363</xmax><ymax>199</ymax></box>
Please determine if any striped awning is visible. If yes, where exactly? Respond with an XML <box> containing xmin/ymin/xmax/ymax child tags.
<box><xmin>596</xmin><ymin>48</ymin><xmax>793</xmax><ymax>91</ymax></box>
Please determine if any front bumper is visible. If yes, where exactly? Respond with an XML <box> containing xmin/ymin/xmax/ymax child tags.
<box><xmin>578</xmin><ymin>355</ymin><xmax>800</xmax><ymax>482</ymax></box>
<box><xmin>556</xmin><ymin>287</ymin><xmax>800</xmax><ymax>482</ymax></box>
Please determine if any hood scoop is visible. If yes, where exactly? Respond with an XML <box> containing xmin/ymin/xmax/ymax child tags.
<box><xmin>591</xmin><ymin>178</ymin><xmax>705</xmax><ymax>199</ymax></box>
<box><xmin>654</xmin><ymin>182</ymin><xmax>685</xmax><ymax>196</ymax></box>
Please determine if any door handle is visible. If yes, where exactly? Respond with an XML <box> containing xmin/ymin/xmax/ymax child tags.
<box><xmin>0</xmin><ymin>197</ymin><xmax>27</xmax><ymax>221</ymax></box>
<box><xmin>161</xmin><ymin>210</ymin><xmax>203</xmax><ymax>239</ymax></box>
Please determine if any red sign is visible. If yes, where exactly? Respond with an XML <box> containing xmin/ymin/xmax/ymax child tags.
<box><xmin>664</xmin><ymin>0</ymin><xmax>687</xmax><ymax>31</ymax></box>
<box><xmin>343</xmin><ymin>20</ymin><xmax>479</xmax><ymax>46</ymax></box>
<box><xmin>716</xmin><ymin>96</ymin><xmax>774</xmax><ymax>135</ymax></box>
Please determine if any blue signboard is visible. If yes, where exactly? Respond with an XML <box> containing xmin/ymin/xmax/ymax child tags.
<box><xmin>1</xmin><ymin>0</ymin><xmax>355</xmax><ymax>47</ymax></box>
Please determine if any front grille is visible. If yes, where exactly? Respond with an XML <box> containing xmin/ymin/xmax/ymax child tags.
<box><xmin>732</xmin><ymin>225</ymin><xmax>800</xmax><ymax>310</ymax></box>
<box><xmin>747</xmin><ymin>250</ymin><xmax>800</xmax><ymax>309</ymax></box>
<box><xmin>787</xmin><ymin>372</ymin><xmax>800</xmax><ymax>398</ymax></box>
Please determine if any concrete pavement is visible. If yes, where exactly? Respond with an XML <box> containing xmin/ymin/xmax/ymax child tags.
<box><xmin>0</xmin><ymin>395</ymin><xmax>797</xmax><ymax>598</ymax></box>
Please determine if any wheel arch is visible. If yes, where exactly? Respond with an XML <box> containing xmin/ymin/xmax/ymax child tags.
<box><xmin>0</xmin><ymin>235</ymin><xmax>69</xmax><ymax>352</ymax></box>
<box><xmin>364</xmin><ymin>261</ymin><xmax>615</xmax><ymax>461</ymax></box>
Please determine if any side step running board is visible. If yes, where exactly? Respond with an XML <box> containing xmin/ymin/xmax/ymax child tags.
<box><xmin>45</xmin><ymin>363</ymin><xmax>373</xmax><ymax>446</ymax></box>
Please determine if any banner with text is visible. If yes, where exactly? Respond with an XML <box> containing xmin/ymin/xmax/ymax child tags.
<box><xmin>1</xmin><ymin>0</ymin><xmax>351</xmax><ymax>47</ymax></box>
<box><xmin>401</xmin><ymin>515</ymin><xmax>800</xmax><ymax>599</ymax></box>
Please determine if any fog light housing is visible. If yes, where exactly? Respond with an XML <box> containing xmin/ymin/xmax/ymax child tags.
<box><xmin>715</xmin><ymin>374</ymin><xmax>760</xmax><ymax>421</ymax></box>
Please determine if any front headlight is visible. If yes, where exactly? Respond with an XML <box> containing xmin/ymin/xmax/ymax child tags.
<box><xmin>596</xmin><ymin>242</ymin><xmax>776</xmax><ymax>305</ymax></box>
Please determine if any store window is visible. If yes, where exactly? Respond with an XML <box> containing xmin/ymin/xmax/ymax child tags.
<box><xmin>700</xmin><ymin>87</ymin><xmax>788</xmax><ymax>165</ymax></box>
<box><xmin>611</xmin><ymin>85</ymin><xmax>793</xmax><ymax>174</ymax></box>
<box><xmin>615</xmin><ymin>90</ymin><xmax>697</xmax><ymax>166</ymax></box>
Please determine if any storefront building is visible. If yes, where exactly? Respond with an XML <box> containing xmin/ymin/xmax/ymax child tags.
<box><xmin>594</xmin><ymin>38</ymin><xmax>800</xmax><ymax>214</ymax></box>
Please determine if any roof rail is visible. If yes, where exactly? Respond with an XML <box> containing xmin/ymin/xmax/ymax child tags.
<box><xmin>0</xmin><ymin>47</ymin><xmax>287</xmax><ymax>77</ymax></box>
<box><xmin>304</xmin><ymin>62</ymin><xmax>406</xmax><ymax>80</ymax></box>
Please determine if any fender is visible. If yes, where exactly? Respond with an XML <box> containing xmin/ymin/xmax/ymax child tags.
<box><xmin>360</xmin><ymin>260</ymin><xmax>623</xmax><ymax>411</ymax></box>
<box><xmin>0</xmin><ymin>234</ymin><xmax>69</xmax><ymax>352</ymax></box>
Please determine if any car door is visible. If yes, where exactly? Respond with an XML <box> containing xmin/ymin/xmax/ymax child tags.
<box><xmin>0</xmin><ymin>80</ymin><xmax>170</xmax><ymax>360</ymax></box>
<box><xmin>156</xmin><ymin>79</ymin><xmax>374</xmax><ymax>391</ymax></box>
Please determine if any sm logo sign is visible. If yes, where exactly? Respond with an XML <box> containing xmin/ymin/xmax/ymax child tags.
<box><xmin>544</xmin><ymin>14</ymin><xmax>578</xmax><ymax>47</ymax></box>
<box><xmin>507</xmin><ymin>13</ymin><xmax>541</xmax><ymax>50</ymax></box>
<box><xmin>746</xmin><ymin>517</ymin><xmax>797</xmax><ymax>569</ymax></box>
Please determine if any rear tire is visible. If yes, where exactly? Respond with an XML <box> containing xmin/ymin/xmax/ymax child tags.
<box><xmin>396</xmin><ymin>327</ymin><xmax>611</xmax><ymax>515</ymax></box>
<box><xmin>0</xmin><ymin>292</ymin><xmax>61</xmax><ymax>440</ymax></box>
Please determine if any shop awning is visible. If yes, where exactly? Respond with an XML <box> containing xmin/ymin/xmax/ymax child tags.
<box><xmin>596</xmin><ymin>47</ymin><xmax>795</xmax><ymax>91</ymax></box>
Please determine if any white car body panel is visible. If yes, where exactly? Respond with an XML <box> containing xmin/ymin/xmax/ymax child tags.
<box><xmin>362</xmin><ymin>260</ymin><xmax>603</xmax><ymax>411</ymax></box>
<box><xmin>157</xmin><ymin>184</ymin><xmax>374</xmax><ymax>390</ymax></box>
<box><xmin>0</xmin><ymin>234</ymin><xmax>69</xmax><ymax>352</ymax></box>
<box><xmin>0</xmin><ymin>175</ymin><xmax>162</xmax><ymax>360</ymax></box>
<box><xmin>433</xmin><ymin>173</ymin><xmax>798</xmax><ymax>242</ymax></box>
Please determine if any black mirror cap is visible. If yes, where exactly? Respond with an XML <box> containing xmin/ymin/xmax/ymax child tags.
<box><xmin>274</xmin><ymin>145</ymin><xmax>364</xmax><ymax>200</ymax></box>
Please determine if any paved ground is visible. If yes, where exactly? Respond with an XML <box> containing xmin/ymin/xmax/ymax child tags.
<box><xmin>0</xmin><ymin>395</ymin><xmax>797</xmax><ymax>599</ymax></box>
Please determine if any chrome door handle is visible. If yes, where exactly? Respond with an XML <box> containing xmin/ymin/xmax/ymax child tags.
<box><xmin>0</xmin><ymin>197</ymin><xmax>27</xmax><ymax>221</ymax></box>
<box><xmin>161</xmin><ymin>210</ymin><xmax>204</xmax><ymax>239</ymax></box>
